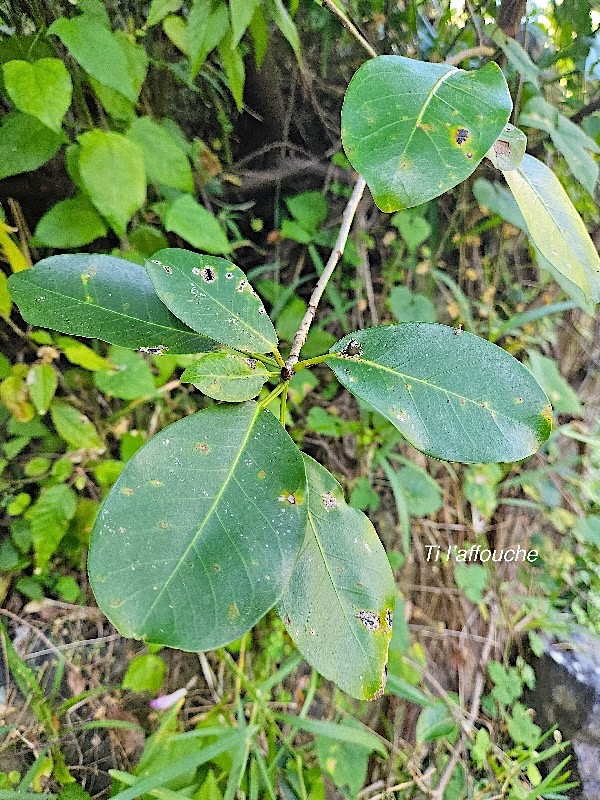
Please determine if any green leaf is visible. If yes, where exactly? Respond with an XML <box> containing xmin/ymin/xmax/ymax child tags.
<box><xmin>188</xmin><ymin>0</ymin><xmax>229</xmax><ymax>77</ymax></box>
<box><xmin>389</xmin><ymin>462</ymin><xmax>442</xmax><ymax>517</ymax></box>
<box><xmin>78</xmin><ymin>0</ymin><xmax>111</xmax><ymax>26</ymax></box>
<box><xmin>463</xmin><ymin>463</ymin><xmax>503</xmax><ymax>519</ymax></box>
<box><xmin>121</xmin><ymin>653</ymin><xmax>165</xmax><ymax>693</ymax></box>
<box><xmin>502</xmin><ymin>154</ymin><xmax>600</xmax><ymax>303</ymax></box>
<box><xmin>110</xmin><ymin>730</ymin><xmax>254</xmax><ymax>800</ymax></box>
<box><xmin>416</xmin><ymin>700</ymin><xmax>459</xmax><ymax>742</ymax></box>
<box><xmin>77</xmin><ymin>130</ymin><xmax>146</xmax><ymax>236</ymax></box>
<box><xmin>285</xmin><ymin>191</ymin><xmax>328</xmax><ymax>235</ymax></box>
<box><xmin>0</xmin><ymin>112</ymin><xmax>64</xmax><ymax>180</ymax></box>
<box><xmin>277</xmin><ymin>455</ymin><xmax>395</xmax><ymax>701</ymax></box>
<box><xmin>196</xmin><ymin>770</ymin><xmax>224</xmax><ymax>800</ymax></box>
<box><xmin>314</xmin><ymin>719</ymin><xmax>371</xmax><ymax>798</ymax></box>
<box><xmin>472</xmin><ymin>178</ymin><xmax>527</xmax><ymax>230</ymax></box>
<box><xmin>88</xmin><ymin>402</ymin><xmax>307</xmax><ymax>650</ymax></box>
<box><xmin>8</xmin><ymin>254</ymin><xmax>215</xmax><ymax>354</ymax></box>
<box><xmin>275</xmin><ymin>714</ymin><xmax>387</xmax><ymax>757</ymax></box>
<box><xmin>574</xmin><ymin>516</ymin><xmax>600</xmax><ymax>548</ymax></box>
<box><xmin>218</xmin><ymin>28</ymin><xmax>245</xmax><ymax>111</ymax></box>
<box><xmin>230</xmin><ymin>0</ymin><xmax>260</xmax><ymax>47</ymax></box>
<box><xmin>127</xmin><ymin>117</ymin><xmax>194</xmax><ymax>192</ymax></box>
<box><xmin>488</xmin><ymin>661</ymin><xmax>522</xmax><ymax>705</ymax></box>
<box><xmin>0</xmin><ymin>269</ymin><xmax>11</xmax><ymax>319</ymax></box>
<box><xmin>486</xmin><ymin>123</ymin><xmax>527</xmax><ymax>171</ymax></box>
<box><xmin>188</xmin><ymin>0</ymin><xmax>211</xmax><ymax>75</ymax></box>
<box><xmin>50</xmin><ymin>401</ymin><xmax>104</xmax><ymax>451</ymax></box>
<box><xmin>388</xmin><ymin>286</ymin><xmax>436</xmax><ymax>323</ymax></box>
<box><xmin>454</xmin><ymin>562</ymin><xmax>488</xmax><ymax>603</ymax></box>
<box><xmin>472</xmin><ymin>179</ymin><xmax>594</xmax><ymax>313</ymax></box>
<box><xmin>48</xmin><ymin>15</ymin><xmax>138</xmax><ymax>101</ymax></box>
<box><xmin>146</xmin><ymin>248</ymin><xmax>278</xmax><ymax>354</ymax></box>
<box><xmin>248</xmin><ymin>5</ymin><xmax>269</xmax><ymax>69</ymax></box>
<box><xmin>267</xmin><ymin>0</ymin><xmax>302</xmax><ymax>65</ymax></box>
<box><xmin>88</xmin><ymin>31</ymin><xmax>148</xmax><ymax>121</ymax></box>
<box><xmin>390</xmin><ymin>208</ymin><xmax>432</xmax><ymax>253</ymax></box>
<box><xmin>163</xmin><ymin>194</ymin><xmax>231</xmax><ymax>254</ymax></box>
<box><xmin>181</xmin><ymin>352</ymin><xmax>273</xmax><ymax>401</ymax></box>
<box><xmin>379</xmin><ymin>458</ymin><xmax>411</xmax><ymax>553</ymax></box>
<box><xmin>306</xmin><ymin>406</ymin><xmax>343</xmax><ymax>437</ymax></box>
<box><xmin>341</xmin><ymin>56</ymin><xmax>511</xmax><ymax>211</ymax></box>
<box><xmin>2</xmin><ymin>58</ymin><xmax>72</xmax><ymax>132</ymax></box>
<box><xmin>25</xmin><ymin>483</ymin><xmax>77</xmax><ymax>570</ymax></box>
<box><xmin>163</xmin><ymin>14</ymin><xmax>189</xmax><ymax>54</ymax></box>
<box><xmin>471</xmin><ymin>727</ymin><xmax>491</xmax><ymax>769</ymax></box>
<box><xmin>26</xmin><ymin>364</ymin><xmax>58</xmax><ymax>415</ymax></box>
<box><xmin>146</xmin><ymin>0</ymin><xmax>183</xmax><ymax>27</ymax></box>
<box><xmin>33</xmin><ymin>194</ymin><xmax>108</xmax><ymax>248</ymax></box>
<box><xmin>519</xmin><ymin>95</ymin><xmax>599</xmax><ymax>197</ymax></box>
<box><xmin>489</xmin><ymin>28</ymin><xmax>540</xmax><ymax>89</ymax></box>
<box><xmin>526</xmin><ymin>351</ymin><xmax>582</xmax><ymax>416</ymax></box>
<box><xmin>326</xmin><ymin>324</ymin><xmax>552</xmax><ymax>464</ymax></box>
<box><xmin>506</xmin><ymin>702</ymin><xmax>541</xmax><ymax>748</ymax></box>
<box><xmin>94</xmin><ymin>347</ymin><xmax>157</xmax><ymax>400</ymax></box>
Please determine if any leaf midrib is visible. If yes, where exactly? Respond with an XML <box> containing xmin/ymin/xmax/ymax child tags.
<box><xmin>398</xmin><ymin>68</ymin><xmax>455</xmax><ymax>160</ymax></box>
<box><xmin>13</xmin><ymin>276</ymin><xmax>201</xmax><ymax>339</ymax></box>
<box><xmin>306</xmin><ymin>510</ymin><xmax>376</xmax><ymax>668</ymax></box>
<box><xmin>171</xmin><ymin>264</ymin><xmax>277</xmax><ymax>352</ymax></box>
<box><xmin>138</xmin><ymin>404</ymin><xmax>261</xmax><ymax>631</ymax></box>
<box><xmin>327</xmin><ymin>353</ymin><xmax>534</xmax><ymax>424</ymax></box>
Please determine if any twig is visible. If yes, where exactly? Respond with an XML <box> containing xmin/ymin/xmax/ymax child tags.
<box><xmin>321</xmin><ymin>0</ymin><xmax>377</xmax><ymax>58</ymax></box>
<box><xmin>282</xmin><ymin>176</ymin><xmax>366</xmax><ymax>379</ymax></box>
<box><xmin>356</xmin><ymin>205</ymin><xmax>379</xmax><ymax>326</ymax></box>
<box><xmin>445</xmin><ymin>46</ymin><xmax>495</xmax><ymax>66</ymax></box>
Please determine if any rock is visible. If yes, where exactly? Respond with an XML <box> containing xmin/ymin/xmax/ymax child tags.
<box><xmin>525</xmin><ymin>628</ymin><xmax>600</xmax><ymax>799</ymax></box>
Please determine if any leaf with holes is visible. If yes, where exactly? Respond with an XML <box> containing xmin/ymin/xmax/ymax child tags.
<box><xmin>181</xmin><ymin>352</ymin><xmax>275</xmax><ymax>402</ymax></box>
<box><xmin>88</xmin><ymin>401</ymin><xmax>307</xmax><ymax>650</ymax></box>
<box><xmin>325</xmin><ymin>324</ymin><xmax>551</xmax><ymax>464</ymax></box>
<box><xmin>341</xmin><ymin>55</ymin><xmax>511</xmax><ymax>211</ymax></box>
<box><xmin>277</xmin><ymin>455</ymin><xmax>395</xmax><ymax>700</ymax></box>
<box><xmin>502</xmin><ymin>155</ymin><xmax>600</xmax><ymax>304</ymax></box>
<box><xmin>146</xmin><ymin>249</ymin><xmax>278</xmax><ymax>354</ymax></box>
<box><xmin>8</xmin><ymin>254</ymin><xmax>216</xmax><ymax>354</ymax></box>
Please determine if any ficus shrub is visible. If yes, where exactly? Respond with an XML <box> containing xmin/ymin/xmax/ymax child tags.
<box><xmin>8</xmin><ymin>53</ymin><xmax>600</xmax><ymax>701</ymax></box>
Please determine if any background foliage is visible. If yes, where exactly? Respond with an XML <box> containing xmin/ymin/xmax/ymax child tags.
<box><xmin>0</xmin><ymin>0</ymin><xmax>599</xmax><ymax>797</ymax></box>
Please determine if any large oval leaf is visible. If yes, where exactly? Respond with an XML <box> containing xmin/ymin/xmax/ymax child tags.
<box><xmin>277</xmin><ymin>456</ymin><xmax>395</xmax><ymax>700</ymax></box>
<box><xmin>502</xmin><ymin>155</ymin><xmax>600</xmax><ymax>304</ymax></box>
<box><xmin>7</xmin><ymin>254</ymin><xmax>216</xmax><ymax>354</ymax></box>
<box><xmin>325</xmin><ymin>324</ymin><xmax>551</xmax><ymax>463</ymax></box>
<box><xmin>88</xmin><ymin>402</ymin><xmax>307</xmax><ymax>650</ymax></box>
<box><xmin>181</xmin><ymin>352</ymin><xmax>275</xmax><ymax>401</ymax></box>
<box><xmin>341</xmin><ymin>56</ymin><xmax>511</xmax><ymax>211</ymax></box>
<box><xmin>146</xmin><ymin>248</ymin><xmax>278</xmax><ymax>354</ymax></box>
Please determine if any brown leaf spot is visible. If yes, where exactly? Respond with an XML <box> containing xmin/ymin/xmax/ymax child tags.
<box><xmin>321</xmin><ymin>491</ymin><xmax>339</xmax><ymax>511</ymax></box>
<box><xmin>228</xmin><ymin>602</ymin><xmax>240</xmax><ymax>619</ymax></box>
<box><xmin>357</xmin><ymin>610</ymin><xmax>380</xmax><ymax>631</ymax></box>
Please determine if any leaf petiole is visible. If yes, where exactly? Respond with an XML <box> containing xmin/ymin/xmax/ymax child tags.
<box><xmin>294</xmin><ymin>354</ymin><xmax>329</xmax><ymax>371</ymax></box>
<box><xmin>257</xmin><ymin>381</ymin><xmax>287</xmax><ymax>411</ymax></box>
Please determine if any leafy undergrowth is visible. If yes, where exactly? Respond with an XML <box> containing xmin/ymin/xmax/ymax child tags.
<box><xmin>1</xmin><ymin>0</ymin><xmax>600</xmax><ymax>797</ymax></box>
